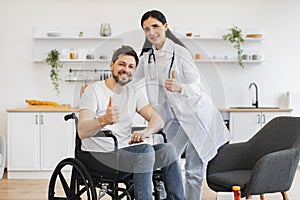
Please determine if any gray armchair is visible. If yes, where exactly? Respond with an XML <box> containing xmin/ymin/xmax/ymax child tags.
<box><xmin>0</xmin><ymin>135</ymin><xmax>5</xmax><ymax>179</ymax></box>
<box><xmin>206</xmin><ymin>116</ymin><xmax>300</xmax><ymax>199</ymax></box>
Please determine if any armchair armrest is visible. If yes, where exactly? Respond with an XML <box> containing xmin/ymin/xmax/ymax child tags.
<box><xmin>245</xmin><ymin>147</ymin><xmax>300</xmax><ymax>195</ymax></box>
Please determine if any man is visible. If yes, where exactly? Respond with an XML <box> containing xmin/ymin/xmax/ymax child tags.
<box><xmin>78</xmin><ymin>45</ymin><xmax>184</xmax><ymax>200</ymax></box>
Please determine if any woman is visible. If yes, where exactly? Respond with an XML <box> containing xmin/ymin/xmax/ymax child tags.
<box><xmin>133</xmin><ymin>10</ymin><xmax>232</xmax><ymax>200</ymax></box>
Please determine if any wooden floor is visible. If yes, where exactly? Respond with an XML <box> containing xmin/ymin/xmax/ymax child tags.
<box><xmin>0</xmin><ymin>168</ymin><xmax>300</xmax><ymax>200</ymax></box>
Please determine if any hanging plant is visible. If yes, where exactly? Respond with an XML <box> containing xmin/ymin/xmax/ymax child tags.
<box><xmin>223</xmin><ymin>25</ymin><xmax>245</xmax><ymax>68</ymax></box>
<box><xmin>45</xmin><ymin>49</ymin><xmax>63</xmax><ymax>94</ymax></box>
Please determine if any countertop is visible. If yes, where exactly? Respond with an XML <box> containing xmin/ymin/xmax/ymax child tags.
<box><xmin>7</xmin><ymin>107</ymin><xmax>292</xmax><ymax>113</ymax></box>
<box><xmin>7</xmin><ymin>107</ymin><xmax>80</xmax><ymax>112</ymax></box>
<box><xmin>219</xmin><ymin>108</ymin><xmax>293</xmax><ymax>112</ymax></box>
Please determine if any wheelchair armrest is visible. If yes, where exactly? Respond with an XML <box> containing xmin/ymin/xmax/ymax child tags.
<box><xmin>64</xmin><ymin>113</ymin><xmax>118</xmax><ymax>152</ymax></box>
<box><xmin>153</xmin><ymin>129</ymin><xmax>167</xmax><ymax>143</ymax></box>
<box><xmin>132</xmin><ymin>127</ymin><xmax>167</xmax><ymax>143</ymax></box>
<box><xmin>94</xmin><ymin>130</ymin><xmax>118</xmax><ymax>152</ymax></box>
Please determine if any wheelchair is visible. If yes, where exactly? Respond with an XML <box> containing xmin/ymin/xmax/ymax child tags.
<box><xmin>48</xmin><ymin>113</ymin><xmax>166</xmax><ymax>200</ymax></box>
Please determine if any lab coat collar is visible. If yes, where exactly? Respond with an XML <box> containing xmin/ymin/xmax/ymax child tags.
<box><xmin>152</xmin><ymin>38</ymin><xmax>173</xmax><ymax>59</ymax></box>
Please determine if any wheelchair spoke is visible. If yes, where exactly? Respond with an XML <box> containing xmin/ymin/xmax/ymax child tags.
<box><xmin>118</xmin><ymin>188</ymin><xmax>131</xmax><ymax>200</ymax></box>
<box><xmin>58</xmin><ymin>171</ymin><xmax>71</xmax><ymax>197</ymax></box>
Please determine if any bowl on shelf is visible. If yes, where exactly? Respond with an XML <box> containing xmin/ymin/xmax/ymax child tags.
<box><xmin>229</xmin><ymin>106</ymin><xmax>280</xmax><ymax>109</ymax></box>
<box><xmin>186</xmin><ymin>32</ymin><xmax>193</xmax><ymax>37</ymax></box>
<box><xmin>47</xmin><ymin>32</ymin><xmax>61</xmax><ymax>37</ymax></box>
<box><xmin>246</xmin><ymin>34</ymin><xmax>263</xmax><ymax>38</ymax></box>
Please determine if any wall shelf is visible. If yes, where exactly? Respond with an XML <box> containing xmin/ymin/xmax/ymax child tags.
<box><xmin>34</xmin><ymin>59</ymin><xmax>111</xmax><ymax>63</ymax></box>
<box><xmin>34</xmin><ymin>36</ymin><xmax>123</xmax><ymax>40</ymax></box>
<box><xmin>194</xmin><ymin>59</ymin><xmax>264</xmax><ymax>63</ymax></box>
<box><xmin>179</xmin><ymin>33</ymin><xmax>264</xmax><ymax>66</ymax></box>
<box><xmin>181</xmin><ymin>36</ymin><xmax>263</xmax><ymax>41</ymax></box>
<box><xmin>33</xmin><ymin>26</ymin><xmax>123</xmax><ymax>64</ymax></box>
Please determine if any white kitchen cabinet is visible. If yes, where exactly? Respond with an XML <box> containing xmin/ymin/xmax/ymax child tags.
<box><xmin>7</xmin><ymin>111</ymin><xmax>75</xmax><ymax>179</ymax></box>
<box><xmin>229</xmin><ymin>111</ymin><xmax>291</xmax><ymax>143</ymax></box>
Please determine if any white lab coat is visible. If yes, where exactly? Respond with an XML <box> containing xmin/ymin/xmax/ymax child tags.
<box><xmin>134</xmin><ymin>38</ymin><xmax>232</xmax><ymax>162</ymax></box>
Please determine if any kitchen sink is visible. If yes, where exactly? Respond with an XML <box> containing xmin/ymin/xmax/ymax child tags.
<box><xmin>230</xmin><ymin>106</ymin><xmax>280</xmax><ymax>109</ymax></box>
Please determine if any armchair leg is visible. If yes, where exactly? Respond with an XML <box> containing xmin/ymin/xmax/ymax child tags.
<box><xmin>246</xmin><ymin>195</ymin><xmax>252</xmax><ymax>199</ymax></box>
<box><xmin>282</xmin><ymin>192</ymin><xmax>289</xmax><ymax>200</ymax></box>
<box><xmin>260</xmin><ymin>194</ymin><xmax>265</xmax><ymax>200</ymax></box>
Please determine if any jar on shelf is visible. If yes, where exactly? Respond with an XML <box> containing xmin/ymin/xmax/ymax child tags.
<box><xmin>100</xmin><ymin>23</ymin><xmax>111</xmax><ymax>37</ymax></box>
<box><xmin>70</xmin><ymin>48</ymin><xmax>78</xmax><ymax>59</ymax></box>
<box><xmin>86</xmin><ymin>50</ymin><xmax>95</xmax><ymax>60</ymax></box>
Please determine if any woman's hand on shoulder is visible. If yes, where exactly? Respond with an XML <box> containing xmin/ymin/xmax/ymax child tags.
<box><xmin>80</xmin><ymin>82</ymin><xmax>92</xmax><ymax>97</ymax></box>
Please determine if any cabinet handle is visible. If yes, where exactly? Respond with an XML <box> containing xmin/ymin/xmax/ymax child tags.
<box><xmin>257</xmin><ymin>114</ymin><xmax>260</xmax><ymax>124</ymax></box>
<box><xmin>40</xmin><ymin>115</ymin><xmax>44</xmax><ymax>125</ymax></box>
<box><xmin>262</xmin><ymin>114</ymin><xmax>266</xmax><ymax>124</ymax></box>
<box><xmin>35</xmin><ymin>115</ymin><xmax>39</xmax><ymax>125</ymax></box>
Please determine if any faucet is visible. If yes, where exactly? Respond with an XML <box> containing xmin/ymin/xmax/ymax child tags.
<box><xmin>249</xmin><ymin>82</ymin><xmax>259</xmax><ymax>108</ymax></box>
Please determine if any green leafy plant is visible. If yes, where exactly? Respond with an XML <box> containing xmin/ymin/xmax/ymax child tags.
<box><xmin>45</xmin><ymin>49</ymin><xmax>63</xmax><ymax>94</ymax></box>
<box><xmin>223</xmin><ymin>25</ymin><xmax>245</xmax><ymax>68</ymax></box>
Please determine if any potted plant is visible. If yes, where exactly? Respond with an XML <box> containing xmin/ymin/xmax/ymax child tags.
<box><xmin>45</xmin><ymin>49</ymin><xmax>63</xmax><ymax>94</ymax></box>
<box><xmin>223</xmin><ymin>25</ymin><xmax>245</xmax><ymax>68</ymax></box>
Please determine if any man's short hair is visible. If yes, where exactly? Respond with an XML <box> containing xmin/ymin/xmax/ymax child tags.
<box><xmin>111</xmin><ymin>45</ymin><xmax>139</xmax><ymax>66</ymax></box>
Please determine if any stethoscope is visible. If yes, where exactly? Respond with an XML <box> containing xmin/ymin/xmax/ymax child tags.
<box><xmin>148</xmin><ymin>48</ymin><xmax>175</xmax><ymax>79</ymax></box>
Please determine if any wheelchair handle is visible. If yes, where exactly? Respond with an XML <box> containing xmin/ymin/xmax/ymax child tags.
<box><xmin>64</xmin><ymin>113</ymin><xmax>76</xmax><ymax>121</ymax></box>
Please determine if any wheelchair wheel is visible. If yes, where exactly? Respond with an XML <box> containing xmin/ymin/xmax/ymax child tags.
<box><xmin>48</xmin><ymin>157</ymin><xmax>97</xmax><ymax>200</ymax></box>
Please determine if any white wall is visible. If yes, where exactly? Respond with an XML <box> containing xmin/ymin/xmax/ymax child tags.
<box><xmin>1</xmin><ymin>0</ymin><xmax>300</xmax><ymax>138</ymax></box>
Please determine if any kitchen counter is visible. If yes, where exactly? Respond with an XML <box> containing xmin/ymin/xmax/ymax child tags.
<box><xmin>8</xmin><ymin>107</ymin><xmax>292</xmax><ymax>113</ymax></box>
<box><xmin>219</xmin><ymin>108</ymin><xmax>293</xmax><ymax>112</ymax></box>
<box><xmin>7</xmin><ymin>107</ymin><xmax>80</xmax><ymax>112</ymax></box>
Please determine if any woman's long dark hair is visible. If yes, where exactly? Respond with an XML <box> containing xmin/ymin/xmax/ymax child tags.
<box><xmin>140</xmin><ymin>10</ymin><xmax>187</xmax><ymax>56</ymax></box>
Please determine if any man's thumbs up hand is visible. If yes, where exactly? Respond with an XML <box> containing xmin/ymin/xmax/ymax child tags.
<box><xmin>97</xmin><ymin>96</ymin><xmax>120</xmax><ymax>127</ymax></box>
<box><xmin>105</xmin><ymin>96</ymin><xmax>119</xmax><ymax>124</ymax></box>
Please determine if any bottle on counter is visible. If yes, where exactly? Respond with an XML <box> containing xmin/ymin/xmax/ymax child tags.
<box><xmin>232</xmin><ymin>186</ymin><xmax>241</xmax><ymax>200</ymax></box>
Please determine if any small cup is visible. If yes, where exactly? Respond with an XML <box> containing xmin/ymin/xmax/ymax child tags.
<box><xmin>186</xmin><ymin>32</ymin><xmax>192</xmax><ymax>37</ymax></box>
<box><xmin>195</xmin><ymin>53</ymin><xmax>201</xmax><ymax>60</ymax></box>
<box><xmin>86</xmin><ymin>54</ymin><xmax>94</xmax><ymax>59</ymax></box>
<box><xmin>99</xmin><ymin>54</ymin><xmax>108</xmax><ymax>60</ymax></box>
<box><xmin>252</xmin><ymin>54</ymin><xmax>262</xmax><ymax>60</ymax></box>
<box><xmin>241</xmin><ymin>54</ymin><xmax>251</xmax><ymax>60</ymax></box>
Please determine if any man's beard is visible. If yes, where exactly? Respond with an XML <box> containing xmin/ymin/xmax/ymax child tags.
<box><xmin>112</xmin><ymin>72</ymin><xmax>132</xmax><ymax>86</ymax></box>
